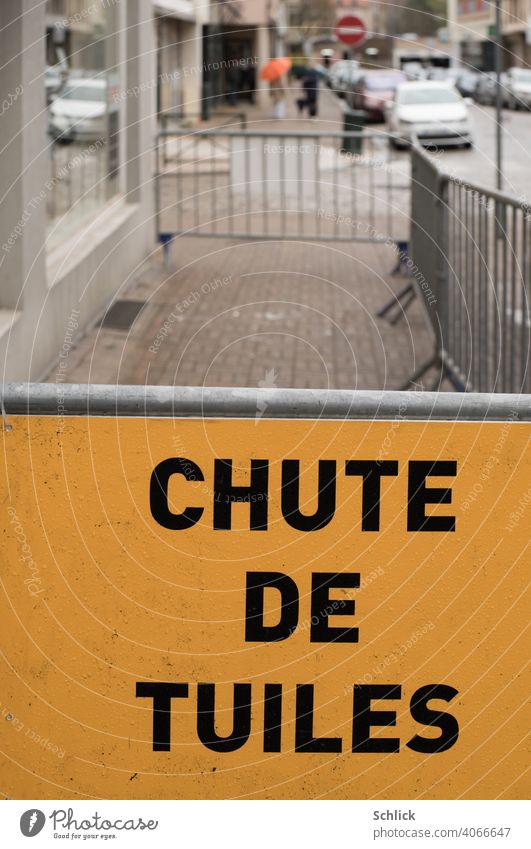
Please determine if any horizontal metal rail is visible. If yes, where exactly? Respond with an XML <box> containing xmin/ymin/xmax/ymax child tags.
<box><xmin>2</xmin><ymin>384</ymin><xmax>530</xmax><ymax>421</ymax></box>
<box><xmin>422</xmin><ymin>151</ymin><xmax>531</xmax><ymax>212</ymax></box>
<box><xmin>157</xmin><ymin>129</ymin><xmax>386</xmax><ymax>140</ymax></box>
<box><xmin>159</xmin><ymin>110</ymin><xmax>248</xmax><ymax>130</ymax></box>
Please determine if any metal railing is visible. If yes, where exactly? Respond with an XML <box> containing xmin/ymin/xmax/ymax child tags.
<box><xmin>158</xmin><ymin>109</ymin><xmax>248</xmax><ymax>168</ymax></box>
<box><xmin>408</xmin><ymin>146</ymin><xmax>531</xmax><ymax>393</ymax></box>
<box><xmin>2</xmin><ymin>384</ymin><xmax>530</xmax><ymax>421</ymax></box>
<box><xmin>155</xmin><ymin>128</ymin><xmax>410</xmax><ymax>244</ymax></box>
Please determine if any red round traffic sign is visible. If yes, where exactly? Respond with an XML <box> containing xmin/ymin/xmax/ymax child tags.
<box><xmin>335</xmin><ymin>15</ymin><xmax>367</xmax><ymax>46</ymax></box>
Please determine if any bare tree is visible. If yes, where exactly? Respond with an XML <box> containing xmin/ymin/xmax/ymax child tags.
<box><xmin>288</xmin><ymin>0</ymin><xmax>336</xmax><ymax>54</ymax></box>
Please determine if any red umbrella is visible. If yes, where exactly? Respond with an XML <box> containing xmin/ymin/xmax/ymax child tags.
<box><xmin>260</xmin><ymin>57</ymin><xmax>292</xmax><ymax>82</ymax></box>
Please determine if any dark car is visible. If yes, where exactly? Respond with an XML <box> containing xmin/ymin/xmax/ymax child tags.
<box><xmin>474</xmin><ymin>72</ymin><xmax>495</xmax><ymax>105</ymax></box>
<box><xmin>455</xmin><ymin>71</ymin><xmax>480</xmax><ymax>98</ymax></box>
<box><xmin>350</xmin><ymin>70</ymin><xmax>407</xmax><ymax>121</ymax></box>
<box><xmin>474</xmin><ymin>71</ymin><xmax>509</xmax><ymax>107</ymax></box>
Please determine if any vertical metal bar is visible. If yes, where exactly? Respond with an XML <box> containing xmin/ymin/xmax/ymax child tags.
<box><xmin>510</xmin><ymin>205</ymin><xmax>517</xmax><ymax>391</ymax></box>
<box><xmin>178</xmin><ymin>134</ymin><xmax>183</xmax><ymax>234</ymax></box>
<box><xmin>280</xmin><ymin>135</ymin><xmax>286</xmax><ymax>239</ymax></box>
<box><xmin>245</xmin><ymin>136</ymin><xmax>251</xmax><ymax>237</ymax></box>
<box><xmin>350</xmin><ymin>134</ymin><xmax>356</xmax><ymax>234</ymax></box>
<box><xmin>493</xmin><ymin>197</ymin><xmax>500</xmax><ymax>389</ymax></box>
<box><xmin>501</xmin><ymin>203</ymin><xmax>508</xmax><ymax>390</ymax></box>
<box><xmin>162</xmin><ymin>116</ymin><xmax>168</xmax><ymax>167</ymax></box>
<box><xmin>474</xmin><ymin>190</ymin><xmax>480</xmax><ymax>390</ymax></box>
<box><xmin>68</xmin><ymin>150</ymin><xmax>73</xmax><ymax>211</ymax></box>
<box><xmin>522</xmin><ymin>211</ymin><xmax>530</xmax><ymax>392</ymax></box>
<box><xmin>455</xmin><ymin>184</ymin><xmax>464</xmax><ymax>384</ymax></box>
<box><xmin>453</xmin><ymin>181</ymin><xmax>459</xmax><ymax>373</ymax></box>
<box><xmin>479</xmin><ymin>193</ymin><xmax>487</xmax><ymax>391</ymax></box>
<box><xmin>228</xmin><ymin>136</ymin><xmax>234</xmax><ymax>236</ymax></box>
<box><xmin>461</xmin><ymin>189</ymin><xmax>474</xmax><ymax>383</ymax></box>
<box><xmin>212</xmin><ymin>134</ymin><xmax>218</xmax><ymax>234</ymax></box>
<box><xmin>315</xmin><ymin>136</ymin><xmax>321</xmax><ymax>238</ymax></box>
<box><xmin>460</xmin><ymin>183</ymin><xmax>467</xmax><ymax>384</ymax></box>
<box><xmin>438</xmin><ymin>175</ymin><xmax>450</xmax><ymax>373</ymax></box>
<box><xmin>262</xmin><ymin>136</ymin><xmax>268</xmax><ymax>236</ymax></box>
<box><xmin>386</xmin><ymin>134</ymin><xmax>393</xmax><ymax>240</ymax></box>
<box><xmin>333</xmin><ymin>136</ymin><xmax>339</xmax><ymax>238</ymax></box>
<box><xmin>469</xmin><ymin>192</ymin><xmax>479</xmax><ymax>390</ymax></box>
<box><xmin>449</xmin><ymin>181</ymin><xmax>457</xmax><ymax>370</ymax></box>
<box><xmin>298</xmin><ymin>134</ymin><xmax>303</xmax><ymax>238</ymax></box>
<box><xmin>193</xmin><ymin>134</ymin><xmax>199</xmax><ymax>232</ymax></box>
<box><xmin>448</xmin><ymin>181</ymin><xmax>455</xmax><ymax>369</ymax></box>
<box><xmin>486</xmin><ymin>196</ymin><xmax>491</xmax><ymax>389</ymax></box>
<box><xmin>100</xmin><ymin>144</ymin><xmax>104</xmax><ymax>203</ymax></box>
<box><xmin>369</xmin><ymin>139</ymin><xmax>375</xmax><ymax>234</ymax></box>
<box><xmin>155</xmin><ymin>133</ymin><xmax>161</xmax><ymax>238</ymax></box>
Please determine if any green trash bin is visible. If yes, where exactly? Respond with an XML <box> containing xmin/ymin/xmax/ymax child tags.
<box><xmin>342</xmin><ymin>109</ymin><xmax>364</xmax><ymax>155</ymax></box>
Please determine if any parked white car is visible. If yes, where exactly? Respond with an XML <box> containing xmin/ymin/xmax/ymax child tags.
<box><xmin>505</xmin><ymin>67</ymin><xmax>531</xmax><ymax>109</ymax></box>
<box><xmin>49</xmin><ymin>77</ymin><xmax>107</xmax><ymax>142</ymax></box>
<box><xmin>387</xmin><ymin>81</ymin><xmax>473</xmax><ymax>148</ymax></box>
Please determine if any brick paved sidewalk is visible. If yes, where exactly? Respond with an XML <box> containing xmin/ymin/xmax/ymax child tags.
<box><xmin>48</xmin><ymin>88</ymin><xmax>435</xmax><ymax>391</ymax></box>
<box><xmin>54</xmin><ymin>235</ymin><xmax>434</xmax><ymax>390</ymax></box>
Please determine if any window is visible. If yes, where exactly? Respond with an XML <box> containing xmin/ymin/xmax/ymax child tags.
<box><xmin>398</xmin><ymin>88</ymin><xmax>462</xmax><ymax>105</ymax></box>
<box><xmin>45</xmin><ymin>0</ymin><xmax>120</xmax><ymax>247</ymax></box>
<box><xmin>512</xmin><ymin>69</ymin><xmax>531</xmax><ymax>82</ymax></box>
<box><xmin>365</xmin><ymin>74</ymin><xmax>405</xmax><ymax>91</ymax></box>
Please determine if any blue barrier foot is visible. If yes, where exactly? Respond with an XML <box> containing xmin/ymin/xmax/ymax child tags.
<box><xmin>158</xmin><ymin>233</ymin><xmax>174</xmax><ymax>268</ymax></box>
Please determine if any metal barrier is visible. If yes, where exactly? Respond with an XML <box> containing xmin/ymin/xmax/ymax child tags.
<box><xmin>1</xmin><ymin>382</ymin><xmax>529</xmax><ymax>801</ymax></box>
<box><xmin>158</xmin><ymin>110</ymin><xmax>247</xmax><ymax>169</ymax></box>
<box><xmin>3</xmin><ymin>384</ymin><xmax>530</xmax><ymax>420</ymax></box>
<box><xmin>155</xmin><ymin>128</ymin><xmax>410</xmax><ymax>243</ymax></box>
<box><xmin>408</xmin><ymin>146</ymin><xmax>531</xmax><ymax>393</ymax></box>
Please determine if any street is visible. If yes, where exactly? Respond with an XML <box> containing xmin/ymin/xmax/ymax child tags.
<box><xmin>426</xmin><ymin>102</ymin><xmax>531</xmax><ymax>199</ymax></box>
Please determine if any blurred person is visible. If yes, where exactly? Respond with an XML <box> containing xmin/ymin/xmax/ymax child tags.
<box><xmin>270</xmin><ymin>76</ymin><xmax>286</xmax><ymax>119</ymax></box>
<box><xmin>297</xmin><ymin>61</ymin><xmax>320</xmax><ymax>117</ymax></box>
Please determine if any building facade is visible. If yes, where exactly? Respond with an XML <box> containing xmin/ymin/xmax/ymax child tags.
<box><xmin>458</xmin><ymin>0</ymin><xmax>531</xmax><ymax>69</ymax></box>
<box><xmin>203</xmin><ymin>0</ymin><xmax>287</xmax><ymax>109</ymax></box>
<box><xmin>0</xmin><ymin>0</ymin><xmax>159</xmax><ymax>381</ymax></box>
<box><xmin>154</xmin><ymin>1</ymin><xmax>208</xmax><ymax>118</ymax></box>
<box><xmin>0</xmin><ymin>0</ymin><xmax>287</xmax><ymax>382</ymax></box>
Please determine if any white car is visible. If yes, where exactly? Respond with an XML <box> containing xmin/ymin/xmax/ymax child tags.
<box><xmin>505</xmin><ymin>67</ymin><xmax>531</xmax><ymax>109</ymax></box>
<box><xmin>49</xmin><ymin>77</ymin><xmax>107</xmax><ymax>142</ymax></box>
<box><xmin>387</xmin><ymin>81</ymin><xmax>473</xmax><ymax>148</ymax></box>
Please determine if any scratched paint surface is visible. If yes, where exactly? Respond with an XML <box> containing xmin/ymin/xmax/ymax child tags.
<box><xmin>0</xmin><ymin>415</ymin><xmax>528</xmax><ymax>799</ymax></box>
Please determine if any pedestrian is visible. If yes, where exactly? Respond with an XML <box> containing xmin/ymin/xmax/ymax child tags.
<box><xmin>297</xmin><ymin>62</ymin><xmax>319</xmax><ymax>118</ymax></box>
<box><xmin>270</xmin><ymin>76</ymin><xmax>286</xmax><ymax>119</ymax></box>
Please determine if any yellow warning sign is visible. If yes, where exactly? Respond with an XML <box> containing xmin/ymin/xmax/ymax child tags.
<box><xmin>0</xmin><ymin>415</ymin><xmax>528</xmax><ymax>799</ymax></box>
